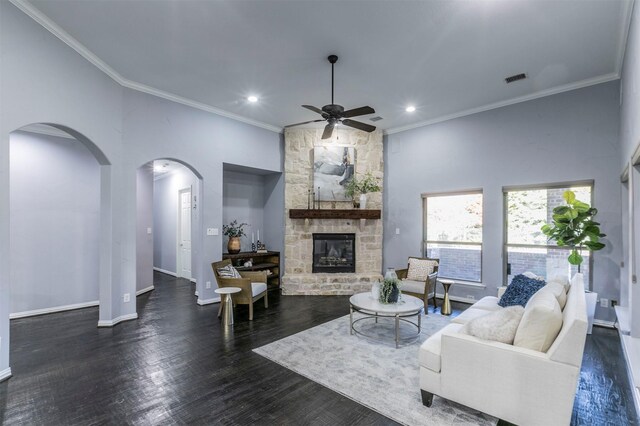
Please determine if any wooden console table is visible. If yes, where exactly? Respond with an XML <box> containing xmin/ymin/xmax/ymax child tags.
<box><xmin>222</xmin><ymin>251</ymin><xmax>280</xmax><ymax>289</ymax></box>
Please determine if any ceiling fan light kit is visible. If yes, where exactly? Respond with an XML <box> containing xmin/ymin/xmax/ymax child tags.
<box><xmin>285</xmin><ymin>55</ymin><xmax>377</xmax><ymax>139</ymax></box>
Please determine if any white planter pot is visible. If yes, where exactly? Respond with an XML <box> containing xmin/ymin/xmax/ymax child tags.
<box><xmin>585</xmin><ymin>291</ymin><xmax>597</xmax><ymax>334</ymax></box>
<box><xmin>359</xmin><ymin>194</ymin><xmax>367</xmax><ymax>209</ymax></box>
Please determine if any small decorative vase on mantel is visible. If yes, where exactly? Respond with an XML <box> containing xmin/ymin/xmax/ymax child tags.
<box><xmin>359</xmin><ymin>194</ymin><xmax>367</xmax><ymax>209</ymax></box>
<box><xmin>227</xmin><ymin>237</ymin><xmax>241</xmax><ymax>254</ymax></box>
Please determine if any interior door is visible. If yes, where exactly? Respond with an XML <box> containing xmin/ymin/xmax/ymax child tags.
<box><xmin>178</xmin><ymin>188</ymin><xmax>192</xmax><ymax>280</ymax></box>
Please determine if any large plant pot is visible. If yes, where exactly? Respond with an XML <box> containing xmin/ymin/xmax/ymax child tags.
<box><xmin>585</xmin><ymin>291</ymin><xmax>597</xmax><ymax>334</ymax></box>
<box><xmin>227</xmin><ymin>237</ymin><xmax>241</xmax><ymax>254</ymax></box>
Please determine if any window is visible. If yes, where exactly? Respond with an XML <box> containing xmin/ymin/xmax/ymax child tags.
<box><xmin>504</xmin><ymin>182</ymin><xmax>593</xmax><ymax>289</ymax></box>
<box><xmin>423</xmin><ymin>191</ymin><xmax>483</xmax><ymax>282</ymax></box>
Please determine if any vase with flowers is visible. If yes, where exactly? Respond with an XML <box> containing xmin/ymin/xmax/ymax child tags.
<box><xmin>223</xmin><ymin>220</ymin><xmax>248</xmax><ymax>254</ymax></box>
<box><xmin>344</xmin><ymin>172</ymin><xmax>381</xmax><ymax>209</ymax></box>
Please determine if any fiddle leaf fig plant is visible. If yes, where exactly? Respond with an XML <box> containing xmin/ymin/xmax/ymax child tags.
<box><xmin>541</xmin><ymin>190</ymin><xmax>606</xmax><ymax>269</ymax></box>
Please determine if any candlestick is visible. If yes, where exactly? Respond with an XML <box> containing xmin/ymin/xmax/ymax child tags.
<box><xmin>308</xmin><ymin>189</ymin><xmax>311</xmax><ymax>209</ymax></box>
<box><xmin>257</xmin><ymin>229</ymin><xmax>260</xmax><ymax>241</ymax></box>
<box><xmin>252</xmin><ymin>232</ymin><xmax>255</xmax><ymax>244</ymax></box>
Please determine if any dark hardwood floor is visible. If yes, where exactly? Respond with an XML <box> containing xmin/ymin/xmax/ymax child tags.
<box><xmin>0</xmin><ymin>272</ymin><xmax>637</xmax><ymax>425</ymax></box>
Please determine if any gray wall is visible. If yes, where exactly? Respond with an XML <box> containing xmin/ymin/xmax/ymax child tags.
<box><xmin>263</xmin><ymin>171</ymin><xmax>285</xmax><ymax>267</ymax></box>
<box><xmin>222</xmin><ymin>168</ymin><xmax>285</xmax><ymax>261</ymax></box>
<box><xmin>1</xmin><ymin>0</ymin><xmax>126</xmax><ymax>371</ymax></box>
<box><xmin>384</xmin><ymin>81</ymin><xmax>622</xmax><ymax>323</ymax></box>
<box><xmin>10</xmin><ymin>130</ymin><xmax>100</xmax><ymax>314</ymax></box>
<box><xmin>122</xmin><ymin>89</ymin><xmax>282</xmax><ymax>304</ymax></box>
<box><xmin>136</xmin><ymin>165</ymin><xmax>154</xmax><ymax>292</ymax></box>
<box><xmin>0</xmin><ymin>1</ymin><xmax>283</xmax><ymax>375</ymax></box>
<box><xmin>153</xmin><ymin>166</ymin><xmax>200</xmax><ymax>274</ymax></box>
<box><xmin>223</xmin><ymin>170</ymin><xmax>266</xmax><ymax>252</ymax></box>
<box><xmin>620</xmin><ymin>0</ymin><xmax>640</xmax><ymax>336</ymax></box>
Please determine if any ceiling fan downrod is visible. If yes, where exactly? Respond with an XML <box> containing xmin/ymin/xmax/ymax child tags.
<box><xmin>328</xmin><ymin>55</ymin><xmax>338</xmax><ymax>105</ymax></box>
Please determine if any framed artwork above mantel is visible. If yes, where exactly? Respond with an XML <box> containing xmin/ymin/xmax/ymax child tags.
<box><xmin>313</xmin><ymin>146</ymin><xmax>356</xmax><ymax>201</ymax></box>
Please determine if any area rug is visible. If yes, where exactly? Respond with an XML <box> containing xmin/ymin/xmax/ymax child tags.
<box><xmin>254</xmin><ymin>313</ymin><xmax>497</xmax><ymax>425</ymax></box>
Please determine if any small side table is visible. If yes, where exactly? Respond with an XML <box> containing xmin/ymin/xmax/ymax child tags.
<box><xmin>438</xmin><ymin>279</ymin><xmax>454</xmax><ymax>316</ymax></box>
<box><xmin>215</xmin><ymin>287</ymin><xmax>241</xmax><ymax>326</ymax></box>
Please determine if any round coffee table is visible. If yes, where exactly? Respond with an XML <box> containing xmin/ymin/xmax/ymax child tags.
<box><xmin>349</xmin><ymin>292</ymin><xmax>424</xmax><ymax>348</ymax></box>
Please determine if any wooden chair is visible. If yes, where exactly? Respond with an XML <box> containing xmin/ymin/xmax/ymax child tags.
<box><xmin>212</xmin><ymin>259</ymin><xmax>268</xmax><ymax>321</ymax></box>
<box><xmin>396</xmin><ymin>257</ymin><xmax>439</xmax><ymax>313</ymax></box>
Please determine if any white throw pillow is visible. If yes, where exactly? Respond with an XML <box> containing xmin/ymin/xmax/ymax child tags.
<box><xmin>547</xmin><ymin>275</ymin><xmax>571</xmax><ymax>292</ymax></box>
<box><xmin>545</xmin><ymin>281</ymin><xmax>567</xmax><ymax>310</ymax></box>
<box><xmin>462</xmin><ymin>306</ymin><xmax>525</xmax><ymax>344</ymax></box>
<box><xmin>514</xmin><ymin>288</ymin><xmax>563</xmax><ymax>352</ymax></box>
<box><xmin>407</xmin><ymin>258</ymin><xmax>438</xmax><ymax>281</ymax></box>
<box><xmin>217</xmin><ymin>264</ymin><xmax>241</xmax><ymax>279</ymax></box>
<box><xmin>522</xmin><ymin>271</ymin><xmax>545</xmax><ymax>281</ymax></box>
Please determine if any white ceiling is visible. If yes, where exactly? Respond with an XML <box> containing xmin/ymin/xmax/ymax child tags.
<box><xmin>17</xmin><ymin>0</ymin><xmax>633</xmax><ymax>133</ymax></box>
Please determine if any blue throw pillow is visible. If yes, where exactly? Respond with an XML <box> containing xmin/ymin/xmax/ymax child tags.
<box><xmin>498</xmin><ymin>274</ymin><xmax>546</xmax><ymax>307</ymax></box>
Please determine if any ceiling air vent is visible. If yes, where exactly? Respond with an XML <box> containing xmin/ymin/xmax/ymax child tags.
<box><xmin>369</xmin><ymin>116</ymin><xmax>383</xmax><ymax>122</ymax></box>
<box><xmin>505</xmin><ymin>73</ymin><xmax>527</xmax><ymax>84</ymax></box>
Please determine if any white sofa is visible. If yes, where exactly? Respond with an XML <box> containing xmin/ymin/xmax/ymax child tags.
<box><xmin>419</xmin><ymin>273</ymin><xmax>588</xmax><ymax>426</ymax></box>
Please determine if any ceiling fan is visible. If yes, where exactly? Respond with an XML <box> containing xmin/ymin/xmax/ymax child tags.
<box><xmin>284</xmin><ymin>55</ymin><xmax>376</xmax><ymax>139</ymax></box>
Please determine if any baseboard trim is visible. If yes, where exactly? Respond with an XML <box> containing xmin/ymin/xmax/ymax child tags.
<box><xmin>434</xmin><ymin>293</ymin><xmax>476</xmax><ymax>305</ymax></box>
<box><xmin>0</xmin><ymin>367</ymin><xmax>12</xmax><ymax>382</ymax></box>
<box><xmin>197</xmin><ymin>297</ymin><xmax>221</xmax><ymax>305</ymax></box>
<box><xmin>153</xmin><ymin>267</ymin><xmax>177</xmax><ymax>277</ymax></box>
<box><xmin>97</xmin><ymin>313</ymin><xmax>138</xmax><ymax>327</ymax></box>
<box><xmin>593</xmin><ymin>319</ymin><xmax>616</xmax><ymax>329</ymax></box>
<box><xmin>10</xmin><ymin>300</ymin><xmax>99</xmax><ymax>319</ymax></box>
<box><xmin>136</xmin><ymin>285</ymin><xmax>154</xmax><ymax>296</ymax></box>
<box><xmin>619</xmin><ymin>332</ymin><xmax>640</xmax><ymax>418</ymax></box>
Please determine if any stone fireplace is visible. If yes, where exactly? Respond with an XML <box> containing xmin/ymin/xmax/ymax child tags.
<box><xmin>312</xmin><ymin>233</ymin><xmax>356</xmax><ymax>273</ymax></box>
<box><xmin>282</xmin><ymin>128</ymin><xmax>383</xmax><ymax>295</ymax></box>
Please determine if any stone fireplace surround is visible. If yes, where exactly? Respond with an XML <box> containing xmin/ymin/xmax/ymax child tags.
<box><xmin>282</xmin><ymin>128</ymin><xmax>383</xmax><ymax>295</ymax></box>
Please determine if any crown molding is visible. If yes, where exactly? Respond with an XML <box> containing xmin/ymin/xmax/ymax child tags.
<box><xmin>386</xmin><ymin>72</ymin><xmax>620</xmax><ymax>135</ymax></box>
<box><xmin>9</xmin><ymin>0</ymin><xmax>282</xmax><ymax>134</ymax></box>
<box><xmin>10</xmin><ymin>0</ymin><xmax>630</xmax><ymax>138</ymax></box>
<box><xmin>617</xmin><ymin>0</ymin><xmax>636</xmax><ymax>74</ymax></box>
<box><xmin>121</xmin><ymin>79</ymin><xmax>282</xmax><ymax>133</ymax></box>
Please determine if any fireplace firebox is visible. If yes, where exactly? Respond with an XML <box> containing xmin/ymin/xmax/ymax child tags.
<box><xmin>312</xmin><ymin>233</ymin><xmax>356</xmax><ymax>273</ymax></box>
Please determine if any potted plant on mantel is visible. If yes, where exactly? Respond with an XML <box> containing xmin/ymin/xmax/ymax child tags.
<box><xmin>344</xmin><ymin>172</ymin><xmax>381</xmax><ymax>209</ymax></box>
<box><xmin>541</xmin><ymin>189</ymin><xmax>606</xmax><ymax>333</ymax></box>
<box><xmin>223</xmin><ymin>220</ymin><xmax>249</xmax><ymax>254</ymax></box>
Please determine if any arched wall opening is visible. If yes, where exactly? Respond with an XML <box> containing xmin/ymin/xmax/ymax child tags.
<box><xmin>136</xmin><ymin>159</ymin><xmax>204</xmax><ymax>301</ymax></box>
<box><xmin>8</xmin><ymin>123</ymin><xmax>110</xmax><ymax>320</ymax></box>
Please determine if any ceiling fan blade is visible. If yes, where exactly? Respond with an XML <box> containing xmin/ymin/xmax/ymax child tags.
<box><xmin>302</xmin><ymin>105</ymin><xmax>324</xmax><ymax>115</ymax></box>
<box><xmin>321</xmin><ymin>123</ymin><xmax>334</xmax><ymax>139</ymax></box>
<box><xmin>342</xmin><ymin>106</ymin><xmax>375</xmax><ymax>118</ymax></box>
<box><xmin>284</xmin><ymin>119</ymin><xmax>325</xmax><ymax>128</ymax></box>
<box><xmin>342</xmin><ymin>119</ymin><xmax>376</xmax><ymax>133</ymax></box>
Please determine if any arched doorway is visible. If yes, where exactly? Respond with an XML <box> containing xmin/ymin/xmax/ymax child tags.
<box><xmin>136</xmin><ymin>158</ymin><xmax>204</xmax><ymax>304</ymax></box>
<box><xmin>2</xmin><ymin>123</ymin><xmax>113</xmax><ymax>381</ymax></box>
<box><xmin>9</xmin><ymin>123</ymin><xmax>107</xmax><ymax>318</ymax></box>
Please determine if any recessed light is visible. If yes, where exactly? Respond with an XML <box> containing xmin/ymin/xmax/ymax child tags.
<box><xmin>247</xmin><ymin>95</ymin><xmax>259</xmax><ymax>103</ymax></box>
<box><xmin>405</xmin><ymin>106</ymin><xmax>416</xmax><ymax>113</ymax></box>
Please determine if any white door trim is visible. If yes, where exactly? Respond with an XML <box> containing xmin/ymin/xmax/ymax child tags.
<box><xmin>177</xmin><ymin>187</ymin><xmax>192</xmax><ymax>280</ymax></box>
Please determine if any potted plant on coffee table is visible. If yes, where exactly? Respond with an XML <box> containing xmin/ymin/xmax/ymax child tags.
<box><xmin>223</xmin><ymin>220</ymin><xmax>248</xmax><ymax>254</ymax></box>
